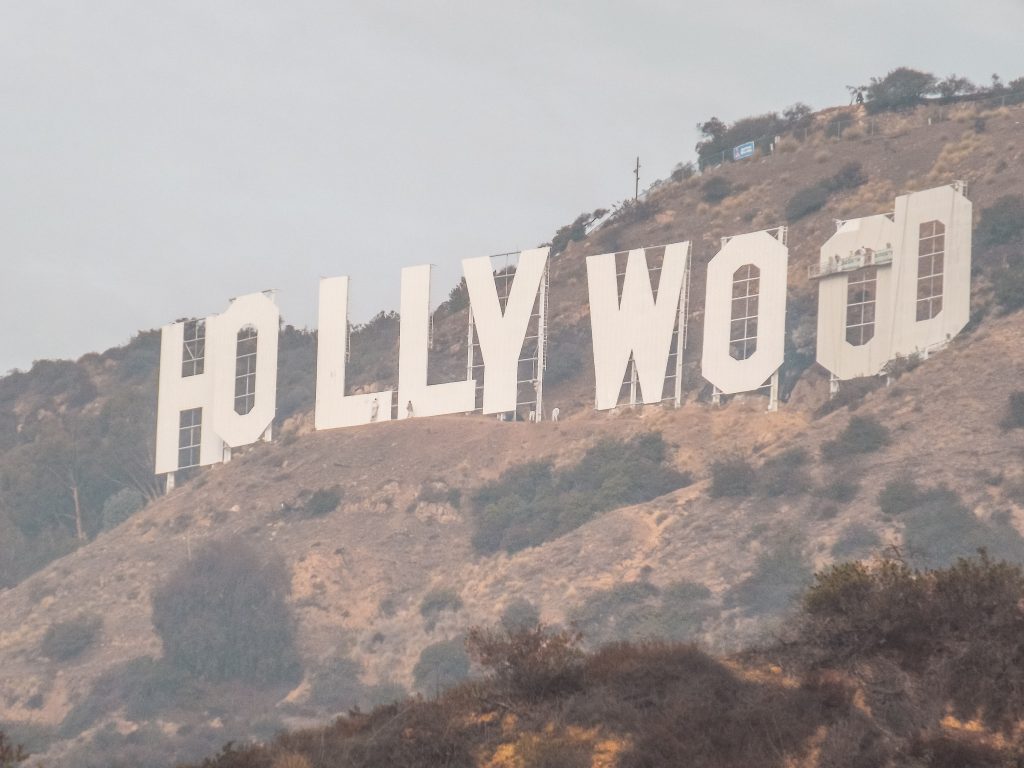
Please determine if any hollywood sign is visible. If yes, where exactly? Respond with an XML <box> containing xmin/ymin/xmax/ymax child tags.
<box><xmin>155</xmin><ymin>183</ymin><xmax>971</xmax><ymax>484</ymax></box>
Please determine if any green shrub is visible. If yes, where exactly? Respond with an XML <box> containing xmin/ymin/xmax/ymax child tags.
<box><xmin>863</xmin><ymin>67</ymin><xmax>937</xmax><ymax>114</ymax></box>
<box><xmin>700</xmin><ymin>176</ymin><xmax>733</xmax><ymax>204</ymax></box>
<box><xmin>470</xmin><ymin>434</ymin><xmax>691</xmax><ymax>555</ymax></box>
<box><xmin>822</xmin><ymin>415</ymin><xmax>889</xmax><ymax>461</ymax></box>
<box><xmin>670</xmin><ymin>162</ymin><xmax>695</xmax><ymax>182</ymax></box>
<box><xmin>785</xmin><ymin>162</ymin><xmax>867</xmax><ymax>222</ymax></box>
<box><xmin>709</xmin><ymin>456</ymin><xmax>755</xmax><ymax>498</ymax></box>
<box><xmin>501</xmin><ymin>598</ymin><xmax>541</xmax><ymax>632</ymax></box>
<box><xmin>991</xmin><ymin>264</ymin><xmax>1024</xmax><ymax>313</ymax></box>
<box><xmin>466</xmin><ymin>624</ymin><xmax>584</xmax><ymax>701</ymax></box>
<box><xmin>802</xmin><ymin>554</ymin><xmax>1024</xmax><ymax>729</ymax></box>
<box><xmin>726</xmin><ymin>537</ymin><xmax>811</xmax><ymax>616</ymax></box>
<box><xmin>570</xmin><ymin>580</ymin><xmax>716</xmax><ymax>645</ymax></box>
<box><xmin>414</xmin><ymin>480</ymin><xmax>461</xmax><ymax>508</ymax></box>
<box><xmin>420</xmin><ymin>588</ymin><xmax>463</xmax><ymax>630</ymax></box>
<box><xmin>439</xmin><ymin>277</ymin><xmax>469</xmax><ymax>313</ymax></box>
<box><xmin>815</xmin><ymin>376</ymin><xmax>883</xmax><ymax>416</ymax></box>
<box><xmin>303</xmin><ymin>487</ymin><xmax>342</xmax><ymax>517</ymax></box>
<box><xmin>0</xmin><ymin>730</ymin><xmax>28</xmax><ymax>766</ymax></box>
<box><xmin>831</xmin><ymin>523</ymin><xmax>882</xmax><ymax>560</ymax></box>
<box><xmin>901</xmin><ymin>488</ymin><xmax>1024</xmax><ymax>569</ymax></box>
<box><xmin>150</xmin><ymin>540</ymin><xmax>300</xmax><ymax>684</ymax></box>
<box><xmin>412</xmin><ymin>639</ymin><xmax>470</xmax><ymax>694</ymax></box>
<box><xmin>549</xmin><ymin>209</ymin><xmax>607</xmax><ymax>257</ymax></box>
<box><xmin>40</xmin><ymin>613</ymin><xmax>103</xmax><ymax>661</ymax></box>
<box><xmin>785</xmin><ymin>184</ymin><xmax>829</xmax><ymax>221</ymax></box>
<box><xmin>759</xmin><ymin>448</ymin><xmax>811</xmax><ymax>497</ymax></box>
<box><xmin>976</xmin><ymin>195</ymin><xmax>1024</xmax><ymax>247</ymax></box>
<box><xmin>878</xmin><ymin>478</ymin><xmax>923</xmax><ymax>515</ymax></box>
<box><xmin>819</xmin><ymin>476</ymin><xmax>859</xmax><ymax>503</ymax></box>
<box><xmin>100</xmin><ymin>487</ymin><xmax>145</xmax><ymax>531</ymax></box>
<box><xmin>308</xmin><ymin>655</ymin><xmax>365</xmax><ymax>712</ymax></box>
<box><xmin>1003</xmin><ymin>391</ymin><xmax>1024</xmax><ymax>429</ymax></box>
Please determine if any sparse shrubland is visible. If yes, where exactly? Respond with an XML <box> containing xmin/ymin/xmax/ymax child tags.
<box><xmin>175</xmin><ymin>553</ymin><xmax>1024</xmax><ymax>768</ymax></box>
<box><xmin>470</xmin><ymin>433</ymin><xmax>691</xmax><ymax>554</ymax></box>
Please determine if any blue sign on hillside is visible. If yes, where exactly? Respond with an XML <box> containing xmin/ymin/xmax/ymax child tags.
<box><xmin>733</xmin><ymin>141</ymin><xmax>755</xmax><ymax>161</ymax></box>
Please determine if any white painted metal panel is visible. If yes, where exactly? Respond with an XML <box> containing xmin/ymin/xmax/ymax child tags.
<box><xmin>154</xmin><ymin>291</ymin><xmax>279</xmax><ymax>474</ymax></box>
<box><xmin>815</xmin><ymin>215</ymin><xmax>896</xmax><ymax>380</ymax></box>
<box><xmin>587</xmin><ymin>242</ymin><xmax>689</xmax><ymax>410</ymax></box>
<box><xmin>701</xmin><ymin>230</ymin><xmax>788</xmax><ymax>395</ymax></box>
<box><xmin>210</xmin><ymin>292</ymin><xmax>279</xmax><ymax>448</ymax></box>
<box><xmin>398</xmin><ymin>264</ymin><xmax>476</xmax><ymax>418</ymax></box>
<box><xmin>314</xmin><ymin>276</ymin><xmax>394</xmax><ymax>429</ymax></box>
<box><xmin>154</xmin><ymin>321</ymin><xmax>218</xmax><ymax>475</ymax></box>
<box><xmin>463</xmin><ymin>247</ymin><xmax>548</xmax><ymax>414</ymax></box>
<box><xmin>816</xmin><ymin>184</ymin><xmax>972</xmax><ymax>381</ymax></box>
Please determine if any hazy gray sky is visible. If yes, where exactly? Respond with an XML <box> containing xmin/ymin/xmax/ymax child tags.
<box><xmin>1</xmin><ymin>1</ymin><xmax>1021</xmax><ymax>372</ymax></box>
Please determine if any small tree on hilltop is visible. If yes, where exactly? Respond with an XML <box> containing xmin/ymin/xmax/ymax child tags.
<box><xmin>863</xmin><ymin>67</ymin><xmax>938</xmax><ymax>114</ymax></box>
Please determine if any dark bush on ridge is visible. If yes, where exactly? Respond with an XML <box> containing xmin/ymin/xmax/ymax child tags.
<box><xmin>466</xmin><ymin>624</ymin><xmax>584</xmax><ymax>701</ymax></box>
<box><xmin>303</xmin><ymin>487</ymin><xmax>342</xmax><ymax>517</ymax></box>
<box><xmin>413</xmin><ymin>639</ymin><xmax>470</xmax><ymax>694</ymax></box>
<box><xmin>1002</xmin><ymin>391</ymin><xmax>1024</xmax><ymax>429</ymax></box>
<box><xmin>709</xmin><ymin>455</ymin><xmax>755</xmax><ymax>498</ymax></box>
<box><xmin>0</xmin><ymin>730</ymin><xmax>28</xmax><ymax>765</ymax></box>
<box><xmin>975</xmin><ymin>195</ymin><xmax>1024</xmax><ymax>247</ymax></box>
<box><xmin>803</xmin><ymin>554</ymin><xmax>1024</xmax><ymax>730</ymax></box>
<box><xmin>470</xmin><ymin>433</ymin><xmax>690</xmax><ymax>554</ymax></box>
<box><xmin>151</xmin><ymin>540</ymin><xmax>300</xmax><ymax>684</ymax></box>
<box><xmin>40</xmin><ymin>613</ymin><xmax>103</xmax><ymax>661</ymax></box>
<box><xmin>821</xmin><ymin>415</ymin><xmax>889</xmax><ymax>461</ymax></box>
<box><xmin>700</xmin><ymin>176</ymin><xmax>733</xmax><ymax>204</ymax></box>
<box><xmin>786</xmin><ymin>162</ymin><xmax>868</xmax><ymax>222</ymax></box>
<box><xmin>863</xmin><ymin>67</ymin><xmax>938</xmax><ymax>114</ymax></box>
<box><xmin>759</xmin><ymin>448</ymin><xmax>811</xmax><ymax>497</ymax></box>
<box><xmin>420</xmin><ymin>588</ymin><xmax>463</xmax><ymax>631</ymax></box>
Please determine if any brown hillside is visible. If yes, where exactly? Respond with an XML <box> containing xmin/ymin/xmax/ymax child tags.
<box><xmin>2</xmin><ymin>98</ymin><xmax>1024</xmax><ymax>765</ymax></box>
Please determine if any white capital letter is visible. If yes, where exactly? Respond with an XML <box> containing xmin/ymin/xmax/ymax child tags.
<box><xmin>398</xmin><ymin>265</ymin><xmax>476</xmax><ymax>418</ymax></box>
<box><xmin>463</xmin><ymin>248</ymin><xmax>548</xmax><ymax>414</ymax></box>
<box><xmin>315</xmin><ymin>276</ymin><xmax>394</xmax><ymax>429</ymax></box>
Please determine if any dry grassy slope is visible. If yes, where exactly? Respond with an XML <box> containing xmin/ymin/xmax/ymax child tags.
<box><xmin>2</xmin><ymin>100</ymin><xmax>1024</xmax><ymax>757</ymax></box>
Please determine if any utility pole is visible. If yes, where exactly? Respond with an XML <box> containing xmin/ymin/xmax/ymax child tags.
<box><xmin>634</xmin><ymin>156</ymin><xmax>641</xmax><ymax>200</ymax></box>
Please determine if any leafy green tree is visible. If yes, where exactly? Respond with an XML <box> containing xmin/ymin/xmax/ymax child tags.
<box><xmin>863</xmin><ymin>67</ymin><xmax>937</xmax><ymax>113</ymax></box>
<box><xmin>412</xmin><ymin>639</ymin><xmax>470</xmax><ymax>694</ymax></box>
